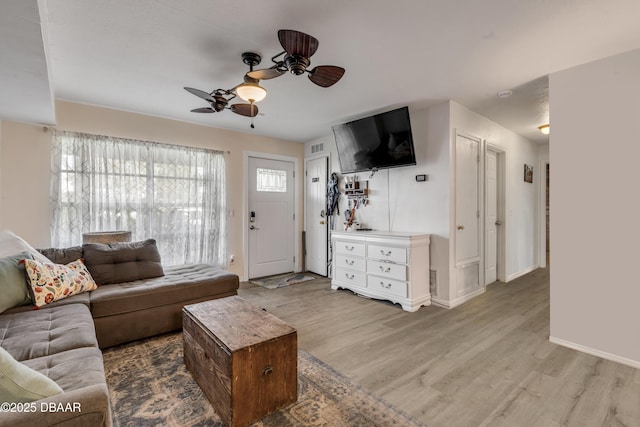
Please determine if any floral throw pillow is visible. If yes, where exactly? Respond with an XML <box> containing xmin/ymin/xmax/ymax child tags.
<box><xmin>23</xmin><ymin>258</ymin><xmax>98</xmax><ymax>307</ymax></box>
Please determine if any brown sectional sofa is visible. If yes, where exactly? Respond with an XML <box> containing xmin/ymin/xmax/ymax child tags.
<box><xmin>0</xmin><ymin>241</ymin><xmax>239</xmax><ymax>427</ymax></box>
<box><xmin>91</xmin><ymin>264</ymin><xmax>238</xmax><ymax>348</ymax></box>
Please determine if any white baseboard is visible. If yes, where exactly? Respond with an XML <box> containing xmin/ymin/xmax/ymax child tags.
<box><xmin>431</xmin><ymin>287</ymin><xmax>485</xmax><ymax>309</ymax></box>
<box><xmin>430</xmin><ymin>297</ymin><xmax>450</xmax><ymax>308</ymax></box>
<box><xmin>549</xmin><ymin>336</ymin><xmax>640</xmax><ymax>370</ymax></box>
<box><xmin>506</xmin><ymin>264</ymin><xmax>538</xmax><ymax>282</ymax></box>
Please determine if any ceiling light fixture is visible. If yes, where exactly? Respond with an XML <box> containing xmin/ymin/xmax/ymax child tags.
<box><xmin>538</xmin><ymin>124</ymin><xmax>550</xmax><ymax>135</ymax></box>
<box><xmin>236</xmin><ymin>78</ymin><xmax>267</xmax><ymax>103</ymax></box>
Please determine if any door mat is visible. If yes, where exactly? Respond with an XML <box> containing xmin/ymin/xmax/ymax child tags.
<box><xmin>250</xmin><ymin>273</ymin><xmax>315</xmax><ymax>289</ymax></box>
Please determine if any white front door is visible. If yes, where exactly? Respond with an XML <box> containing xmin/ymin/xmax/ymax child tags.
<box><xmin>455</xmin><ymin>133</ymin><xmax>482</xmax><ymax>295</ymax></box>
<box><xmin>248</xmin><ymin>157</ymin><xmax>295</xmax><ymax>279</ymax></box>
<box><xmin>305</xmin><ymin>156</ymin><xmax>328</xmax><ymax>276</ymax></box>
<box><xmin>484</xmin><ymin>148</ymin><xmax>498</xmax><ymax>284</ymax></box>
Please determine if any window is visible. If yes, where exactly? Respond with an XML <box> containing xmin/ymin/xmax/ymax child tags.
<box><xmin>256</xmin><ymin>168</ymin><xmax>287</xmax><ymax>192</ymax></box>
<box><xmin>51</xmin><ymin>131</ymin><xmax>227</xmax><ymax>267</ymax></box>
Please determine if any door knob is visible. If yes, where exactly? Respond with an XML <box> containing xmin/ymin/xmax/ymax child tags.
<box><xmin>320</xmin><ymin>221</ymin><xmax>325</xmax><ymax>225</ymax></box>
<box><xmin>495</xmin><ymin>220</ymin><xmax>502</xmax><ymax>226</ymax></box>
<box><xmin>457</xmin><ymin>225</ymin><xmax>464</xmax><ymax>230</ymax></box>
<box><xmin>250</xmin><ymin>225</ymin><xmax>260</xmax><ymax>230</ymax></box>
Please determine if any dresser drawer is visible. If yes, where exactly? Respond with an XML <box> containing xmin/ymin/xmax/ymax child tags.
<box><xmin>367</xmin><ymin>276</ymin><xmax>407</xmax><ymax>298</ymax></box>
<box><xmin>368</xmin><ymin>244</ymin><xmax>407</xmax><ymax>263</ymax></box>
<box><xmin>335</xmin><ymin>241</ymin><xmax>366</xmax><ymax>257</ymax></box>
<box><xmin>367</xmin><ymin>260</ymin><xmax>407</xmax><ymax>281</ymax></box>
<box><xmin>335</xmin><ymin>254</ymin><xmax>366</xmax><ymax>272</ymax></box>
<box><xmin>335</xmin><ymin>268</ymin><xmax>366</xmax><ymax>287</ymax></box>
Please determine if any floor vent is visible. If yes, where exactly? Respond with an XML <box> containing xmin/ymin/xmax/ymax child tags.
<box><xmin>311</xmin><ymin>143</ymin><xmax>324</xmax><ymax>154</ymax></box>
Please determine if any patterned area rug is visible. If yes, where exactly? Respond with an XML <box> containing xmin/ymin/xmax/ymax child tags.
<box><xmin>250</xmin><ymin>273</ymin><xmax>315</xmax><ymax>289</ymax></box>
<box><xmin>103</xmin><ymin>332</ymin><xmax>425</xmax><ymax>427</ymax></box>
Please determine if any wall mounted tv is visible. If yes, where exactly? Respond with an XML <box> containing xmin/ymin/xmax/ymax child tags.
<box><xmin>332</xmin><ymin>106</ymin><xmax>417</xmax><ymax>174</ymax></box>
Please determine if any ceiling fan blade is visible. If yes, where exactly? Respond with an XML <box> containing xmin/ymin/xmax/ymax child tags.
<box><xmin>184</xmin><ymin>87</ymin><xmax>216</xmax><ymax>102</ymax></box>
<box><xmin>190</xmin><ymin>107</ymin><xmax>216</xmax><ymax>113</ymax></box>
<box><xmin>308</xmin><ymin>66</ymin><xmax>345</xmax><ymax>87</ymax></box>
<box><xmin>231</xmin><ymin>103</ymin><xmax>259</xmax><ymax>117</ymax></box>
<box><xmin>247</xmin><ymin>67</ymin><xmax>285</xmax><ymax>80</ymax></box>
<box><xmin>278</xmin><ymin>29</ymin><xmax>319</xmax><ymax>58</ymax></box>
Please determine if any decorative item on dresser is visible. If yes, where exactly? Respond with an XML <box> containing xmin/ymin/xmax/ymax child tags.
<box><xmin>331</xmin><ymin>231</ymin><xmax>430</xmax><ymax>312</ymax></box>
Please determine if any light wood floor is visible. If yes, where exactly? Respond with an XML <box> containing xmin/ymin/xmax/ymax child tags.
<box><xmin>238</xmin><ymin>268</ymin><xmax>640</xmax><ymax>427</ymax></box>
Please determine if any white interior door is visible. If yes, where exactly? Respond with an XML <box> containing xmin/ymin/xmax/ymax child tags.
<box><xmin>305</xmin><ymin>157</ymin><xmax>328</xmax><ymax>275</ymax></box>
<box><xmin>248</xmin><ymin>157</ymin><xmax>295</xmax><ymax>279</ymax></box>
<box><xmin>484</xmin><ymin>149</ymin><xmax>498</xmax><ymax>284</ymax></box>
<box><xmin>455</xmin><ymin>134</ymin><xmax>481</xmax><ymax>294</ymax></box>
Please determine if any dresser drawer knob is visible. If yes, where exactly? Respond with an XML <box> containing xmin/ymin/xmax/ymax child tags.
<box><xmin>345</xmin><ymin>273</ymin><xmax>355</xmax><ymax>280</ymax></box>
<box><xmin>345</xmin><ymin>259</ymin><xmax>355</xmax><ymax>266</ymax></box>
<box><xmin>263</xmin><ymin>365</ymin><xmax>273</xmax><ymax>376</ymax></box>
<box><xmin>346</xmin><ymin>245</ymin><xmax>355</xmax><ymax>251</ymax></box>
<box><xmin>380</xmin><ymin>250</ymin><xmax>392</xmax><ymax>256</ymax></box>
<box><xmin>379</xmin><ymin>265</ymin><xmax>391</xmax><ymax>273</ymax></box>
<box><xmin>380</xmin><ymin>281</ymin><xmax>392</xmax><ymax>289</ymax></box>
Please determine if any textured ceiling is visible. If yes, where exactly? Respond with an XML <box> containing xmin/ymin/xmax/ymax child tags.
<box><xmin>4</xmin><ymin>1</ymin><xmax>640</xmax><ymax>144</ymax></box>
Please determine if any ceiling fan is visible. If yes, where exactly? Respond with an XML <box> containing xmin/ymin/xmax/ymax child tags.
<box><xmin>247</xmin><ymin>29</ymin><xmax>345</xmax><ymax>87</ymax></box>
<box><xmin>185</xmin><ymin>30</ymin><xmax>344</xmax><ymax>128</ymax></box>
<box><xmin>184</xmin><ymin>52</ymin><xmax>264</xmax><ymax>128</ymax></box>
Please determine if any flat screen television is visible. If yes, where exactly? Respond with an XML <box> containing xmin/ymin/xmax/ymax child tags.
<box><xmin>332</xmin><ymin>106</ymin><xmax>416</xmax><ymax>174</ymax></box>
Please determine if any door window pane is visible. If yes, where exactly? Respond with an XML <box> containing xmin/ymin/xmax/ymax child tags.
<box><xmin>257</xmin><ymin>168</ymin><xmax>286</xmax><ymax>192</ymax></box>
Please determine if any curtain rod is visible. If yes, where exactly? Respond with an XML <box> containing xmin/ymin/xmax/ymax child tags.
<box><xmin>45</xmin><ymin>127</ymin><xmax>230</xmax><ymax>155</ymax></box>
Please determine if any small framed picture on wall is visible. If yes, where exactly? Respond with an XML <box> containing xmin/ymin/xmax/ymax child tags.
<box><xmin>524</xmin><ymin>164</ymin><xmax>533</xmax><ymax>183</ymax></box>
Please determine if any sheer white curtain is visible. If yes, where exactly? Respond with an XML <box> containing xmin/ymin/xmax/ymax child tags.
<box><xmin>51</xmin><ymin>131</ymin><xmax>227</xmax><ymax>267</ymax></box>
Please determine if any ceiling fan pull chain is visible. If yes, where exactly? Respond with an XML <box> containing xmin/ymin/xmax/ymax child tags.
<box><xmin>250</xmin><ymin>102</ymin><xmax>256</xmax><ymax>129</ymax></box>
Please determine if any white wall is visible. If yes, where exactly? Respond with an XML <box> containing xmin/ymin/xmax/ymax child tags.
<box><xmin>307</xmin><ymin>101</ymin><xmax>541</xmax><ymax>305</ymax></box>
<box><xmin>0</xmin><ymin>122</ymin><xmax>51</xmax><ymax>244</ymax></box>
<box><xmin>308</xmin><ymin>102</ymin><xmax>453</xmax><ymax>297</ymax></box>
<box><xmin>0</xmin><ymin>120</ymin><xmax>2</xmax><ymax>227</ymax></box>
<box><xmin>549</xmin><ymin>48</ymin><xmax>640</xmax><ymax>367</ymax></box>
<box><xmin>0</xmin><ymin>101</ymin><xmax>305</xmax><ymax>279</ymax></box>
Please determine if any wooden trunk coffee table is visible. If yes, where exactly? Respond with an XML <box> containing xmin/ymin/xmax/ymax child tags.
<box><xmin>183</xmin><ymin>296</ymin><xmax>297</xmax><ymax>427</ymax></box>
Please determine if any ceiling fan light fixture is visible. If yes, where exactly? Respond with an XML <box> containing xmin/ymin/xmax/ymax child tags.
<box><xmin>538</xmin><ymin>124</ymin><xmax>550</xmax><ymax>135</ymax></box>
<box><xmin>236</xmin><ymin>81</ymin><xmax>267</xmax><ymax>103</ymax></box>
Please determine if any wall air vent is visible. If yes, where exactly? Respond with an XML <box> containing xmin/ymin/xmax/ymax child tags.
<box><xmin>311</xmin><ymin>143</ymin><xmax>324</xmax><ymax>154</ymax></box>
<box><xmin>430</xmin><ymin>268</ymin><xmax>437</xmax><ymax>297</ymax></box>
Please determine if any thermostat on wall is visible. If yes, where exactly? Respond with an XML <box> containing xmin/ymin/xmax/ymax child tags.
<box><xmin>416</xmin><ymin>174</ymin><xmax>428</xmax><ymax>182</ymax></box>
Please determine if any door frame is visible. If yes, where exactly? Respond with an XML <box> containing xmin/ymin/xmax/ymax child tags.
<box><xmin>304</xmin><ymin>153</ymin><xmax>330</xmax><ymax>276</ymax></box>
<box><xmin>243</xmin><ymin>151</ymin><xmax>301</xmax><ymax>281</ymax></box>
<box><xmin>484</xmin><ymin>142</ymin><xmax>507</xmax><ymax>283</ymax></box>
<box><xmin>538</xmin><ymin>158</ymin><xmax>550</xmax><ymax>268</ymax></box>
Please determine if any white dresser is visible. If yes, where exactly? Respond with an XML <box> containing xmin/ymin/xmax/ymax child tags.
<box><xmin>331</xmin><ymin>231</ymin><xmax>431</xmax><ymax>312</ymax></box>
